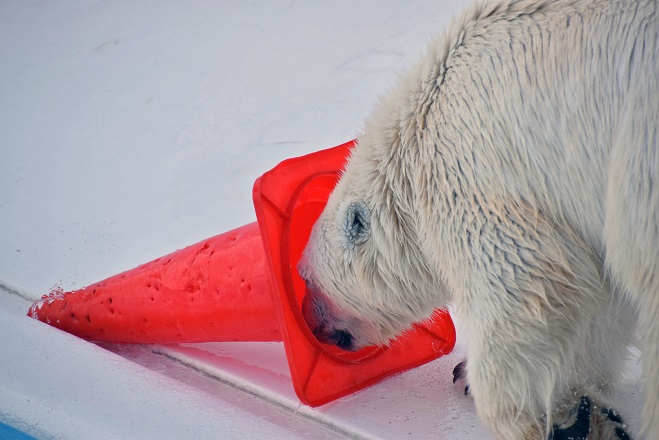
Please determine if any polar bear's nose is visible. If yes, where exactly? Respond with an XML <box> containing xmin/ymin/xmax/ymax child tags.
<box><xmin>329</xmin><ymin>329</ymin><xmax>354</xmax><ymax>351</ymax></box>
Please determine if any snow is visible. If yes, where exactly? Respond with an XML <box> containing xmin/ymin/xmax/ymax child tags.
<box><xmin>0</xmin><ymin>290</ymin><xmax>340</xmax><ymax>439</ymax></box>
<box><xmin>0</xmin><ymin>1</ymin><xmax>645</xmax><ymax>439</ymax></box>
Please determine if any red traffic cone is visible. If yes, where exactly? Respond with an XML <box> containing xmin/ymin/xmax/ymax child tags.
<box><xmin>28</xmin><ymin>222</ymin><xmax>279</xmax><ymax>343</ymax></box>
<box><xmin>28</xmin><ymin>140</ymin><xmax>456</xmax><ymax>407</ymax></box>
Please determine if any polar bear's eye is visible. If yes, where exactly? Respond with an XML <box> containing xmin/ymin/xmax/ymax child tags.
<box><xmin>344</xmin><ymin>200</ymin><xmax>370</xmax><ymax>244</ymax></box>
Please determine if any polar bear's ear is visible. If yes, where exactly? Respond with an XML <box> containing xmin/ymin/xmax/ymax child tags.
<box><xmin>345</xmin><ymin>200</ymin><xmax>370</xmax><ymax>244</ymax></box>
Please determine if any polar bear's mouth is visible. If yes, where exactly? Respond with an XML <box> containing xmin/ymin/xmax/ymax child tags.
<box><xmin>301</xmin><ymin>285</ymin><xmax>357</xmax><ymax>351</ymax></box>
<box><xmin>309</xmin><ymin>324</ymin><xmax>356</xmax><ymax>351</ymax></box>
<box><xmin>327</xmin><ymin>329</ymin><xmax>355</xmax><ymax>351</ymax></box>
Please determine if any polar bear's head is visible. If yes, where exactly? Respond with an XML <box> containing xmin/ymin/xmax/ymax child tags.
<box><xmin>299</xmin><ymin>126</ymin><xmax>444</xmax><ymax>351</ymax></box>
<box><xmin>298</xmin><ymin>46</ymin><xmax>454</xmax><ymax>351</ymax></box>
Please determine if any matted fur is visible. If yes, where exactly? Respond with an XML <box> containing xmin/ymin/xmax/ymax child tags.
<box><xmin>299</xmin><ymin>0</ymin><xmax>657</xmax><ymax>438</ymax></box>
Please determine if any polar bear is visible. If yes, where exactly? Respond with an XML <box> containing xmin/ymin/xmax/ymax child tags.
<box><xmin>298</xmin><ymin>0</ymin><xmax>658</xmax><ymax>438</ymax></box>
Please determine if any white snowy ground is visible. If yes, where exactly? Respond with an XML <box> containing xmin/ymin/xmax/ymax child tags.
<box><xmin>0</xmin><ymin>1</ymin><xmax>644</xmax><ymax>439</ymax></box>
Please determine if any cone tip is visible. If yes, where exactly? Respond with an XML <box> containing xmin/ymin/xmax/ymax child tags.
<box><xmin>26</xmin><ymin>286</ymin><xmax>67</xmax><ymax>320</ymax></box>
<box><xmin>27</xmin><ymin>302</ymin><xmax>39</xmax><ymax>319</ymax></box>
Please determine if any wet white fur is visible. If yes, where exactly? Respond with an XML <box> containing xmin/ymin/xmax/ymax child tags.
<box><xmin>300</xmin><ymin>0</ymin><xmax>658</xmax><ymax>438</ymax></box>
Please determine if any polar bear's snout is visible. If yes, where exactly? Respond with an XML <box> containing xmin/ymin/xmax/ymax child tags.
<box><xmin>301</xmin><ymin>284</ymin><xmax>356</xmax><ymax>351</ymax></box>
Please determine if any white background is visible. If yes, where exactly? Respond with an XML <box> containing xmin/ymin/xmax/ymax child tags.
<box><xmin>0</xmin><ymin>1</ymin><xmax>643</xmax><ymax>438</ymax></box>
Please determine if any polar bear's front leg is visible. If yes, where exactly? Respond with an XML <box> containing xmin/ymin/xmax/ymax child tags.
<box><xmin>452</xmin><ymin>203</ymin><xmax>618</xmax><ymax>439</ymax></box>
<box><xmin>463</xmin><ymin>312</ymin><xmax>567</xmax><ymax>439</ymax></box>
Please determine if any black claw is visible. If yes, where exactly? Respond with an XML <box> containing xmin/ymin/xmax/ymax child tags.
<box><xmin>614</xmin><ymin>427</ymin><xmax>631</xmax><ymax>440</ymax></box>
<box><xmin>550</xmin><ymin>396</ymin><xmax>591</xmax><ymax>440</ymax></box>
<box><xmin>602</xmin><ymin>407</ymin><xmax>623</xmax><ymax>424</ymax></box>
<box><xmin>575</xmin><ymin>395</ymin><xmax>592</xmax><ymax>424</ymax></box>
<box><xmin>452</xmin><ymin>361</ymin><xmax>466</xmax><ymax>383</ymax></box>
<box><xmin>452</xmin><ymin>361</ymin><xmax>470</xmax><ymax>396</ymax></box>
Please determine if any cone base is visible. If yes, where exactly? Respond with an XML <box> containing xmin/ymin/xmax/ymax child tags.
<box><xmin>253</xmin><ymin>140</ymin><xmax>456</xmax><ymax>406</ymax></box>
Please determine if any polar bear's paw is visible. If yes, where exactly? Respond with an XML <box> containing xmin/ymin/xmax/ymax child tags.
<box><xmin>550</xmin><ymin>395</ymin><xmax>632</xmax><ymax>440</ymax></box>
<box><xmin>450</xmin><ymin>367</ymin><xmax>633</xmax><ymax>440</ymax></box>
<box><xmin>452</xmin><ymin>360</ymin><xmax>470</xmax><ymax>395</ymax></box>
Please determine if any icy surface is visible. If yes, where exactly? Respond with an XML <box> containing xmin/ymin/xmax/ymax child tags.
<box><xmin>0</xmin><ymin>291</ymin><xmax>341</xmax><ymax>439</ymax></box>
<box><xmin>0</xmin><ymin>1</ymin><xmax>645</xmax><ymax>439</ymax></box>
